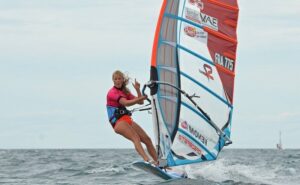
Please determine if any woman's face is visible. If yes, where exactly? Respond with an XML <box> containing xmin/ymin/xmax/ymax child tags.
<box><xmin>113</xmin><ymin>74</ymin><xmax>124</xmax><ymax>88</ymax></box>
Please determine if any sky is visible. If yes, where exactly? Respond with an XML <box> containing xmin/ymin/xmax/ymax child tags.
<box><xmin>0</xmin><ymin>0</ymin><xmax>299</xmax><ymax>149</ymax></box>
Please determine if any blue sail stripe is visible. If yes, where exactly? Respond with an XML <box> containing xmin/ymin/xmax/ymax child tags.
<box><xmin>178</xmin><ymin>0</ymin><xmax>187</xmax><ymax>45</ymax></box>
<box><xmin>182</xmin><ymin>100</ymin><xmax>232</xmax><ymax>151</ymax></box>
<box><xmin>158</xmin><ymin>95</ymin><xmax>223</xmax><ymax>137</ymax></box>
<box><xmin>226</xmin><ymin>108</ymin><xmax>233</xmax><ymax>137</ymax></box>
<box><xmin>160</xmin><ymin>40</ymin><xmax>215</xmax><ymax>67</ymax></box>
<box><xmin>163</xmin><ymin>9</ymin><xmax>214</xmax><ymax>67</ymax></box>
<box><xmin>157</xmin><ymin>41</ymin><xmax>230</xmax><ymax>107</ymax></box>
<box><xmin>156</xmin><ymin>62</ymin><xmax>178</xmax><ymax>73</ymax></box>
<box><xmin>156</xmin><ymin>95</ymin><xmax>175</xmax><ymax>138</ymax></box>
<box><xmin>213</xmin><ymin>109</ymin><xmax>233</xmax><ymax>152</ymax></box>
<box><xmin>181</xmin><ymin>101</ymin><xmax>218</xmax><ymax>131</ymax></box>
<box><xmin>178</xmin><ymin>44</ymin><xmax>215</xmax><ymax>66</ymax></box>
<box><xmin>155</xmin><ymin>65</ymin><xmax>179</xmax><ymax>138</ymax></box>
<box><xmin>181</xmin><ymin>101</ymin><xmax>227</xmax><ymax>157</ymax></box>
<box><xmin>165</xmin><ymin>13</ymin><xmax>204</xmax><ymax>31</ymax></box>
<box><xmin>181</xmin><ymin>72</ymin><xmax>232</xmax><ymax>108</ymax></box>
<box><xmin>178</xmin><ymin>128</ymin><xmax>216</xmax><ymax>159</ymax></box>
<box><xmin>174</xmin><ymin>158</ymin><xmax>203</xmax><ymax>166</ymax></box>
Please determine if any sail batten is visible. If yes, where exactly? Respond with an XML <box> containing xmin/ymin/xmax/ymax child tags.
<box><xmin>181</xmin><ymin>101</ymin><xmax>231</xmax><ymax>133</ymax></box>
<box><xmin>160</xmin><ymin>40</ymin><xmax>215</xmax><ymax>67</ymax></box>
<box><xmin>207</xmin><ymin>0</ymin><xmax>239</xmax><ymax>11</ymax></box>
<box><xmin>164</xmin><ymin>13</ymin><xmax>237</xmax><ymax>43</ymax></box>
<box><xmin>149</xmin><ymin>0</ymin><xmax>239</xmax><ymax>167</ymax></box>
<box><xmin>181</xmin><ymin>72</ymin><xmax>232</xmax><ymax>107</ymax></box>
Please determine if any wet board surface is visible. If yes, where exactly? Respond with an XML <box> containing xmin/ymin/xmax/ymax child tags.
<box><xmin>132</xmin><ymin>161</ymin><xmax>185</xmax><ymax>180</ymax></box>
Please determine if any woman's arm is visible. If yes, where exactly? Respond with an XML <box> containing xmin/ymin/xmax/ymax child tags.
<box><xmin>119</xmin><ymin>95</ymin><xmax>147</xmax><ymax>107</ymax></box>
<box><xmin>132</xmin><ymin>79</ymin><xmax>144</xmax><ymax>104</ymax></box>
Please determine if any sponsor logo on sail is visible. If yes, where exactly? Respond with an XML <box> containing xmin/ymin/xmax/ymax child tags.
<box><xmin>181</xmin><ymin>121</ymin><xmax>208</xmax><ymax>146</ymax></box>
<box><xmin>199</xmin><ymin>64</ymin><xmax>214</xmax><ymax>81</ymax></box>
<box><xmin>185</xmin><ymin>8</ymin><xmax>201</xmax><ymax>24</ymax></box>
<box><xmin>178</xmin><ymin>134</ymin><xmax>202</xmax><ymax>156</ymax></box>
<box><xmin>183</xmin><ymin>24</ymin><xmax>207</xmax><ymax>43</ymax></box>
<box><xmin>184</xmin><ymin>26</ymin><xmax>197</xmax><ymax>37</ymax></box>
<box><xmin>199</xmin><ymin>12</ymin><xmax>218</xmax><ymax>30</ymax></box>
<box><xmin>185</xmin><ymin>7</ymin><xmax>218</xmax><ymax>31</ymax></box>
<box><xmin>181</xmin><ymin>120</ymin><xmax>188</xmax><ymax>129</ymax></box>
<box><xmin>188</xmin><ymin>0</ymin><xmax>204</xmax><ymax>10</ymax></box>
<box><xmin>215</xmin><ymin>53</ymin><xmax>235</xmax><ymax>71</ymax></box>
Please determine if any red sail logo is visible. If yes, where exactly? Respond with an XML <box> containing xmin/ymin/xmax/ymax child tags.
<box><xmin>181</xmin><ymin>121</ymin><xmax>188</xmax><ymax>130</ymax></box>
<box><xmin>184</xmin><ymin>26</ymin><xmax>197</xmax><ymax>37</ymax></box>
<box><xmin>188</xmin><ymin>0</ymin><xmax>204</xmax><ymax>10</ymax></box>
<box><xmin>199</xmin><ymin>64</ymin><xmax>214</xmax><ymax>80</ymax></box>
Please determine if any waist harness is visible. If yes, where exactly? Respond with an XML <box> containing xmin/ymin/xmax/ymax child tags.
<box><xmin>110</xmin><ymin>106</ymin><xmax>132</xmax><ymax>123</ymax></box>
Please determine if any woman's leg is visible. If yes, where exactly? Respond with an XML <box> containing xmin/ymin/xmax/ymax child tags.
<box><xmin>131</xmin><ymin>122</ymin><xmax>158</xmax><ymax>162</ymax></box>
<box><xmin>114</xmin><ymin>121</ymin><xmax>150</xmax><ymax>161</ymax></box>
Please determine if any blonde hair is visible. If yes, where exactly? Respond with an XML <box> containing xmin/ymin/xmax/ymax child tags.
<box><xmin>112</xmin><ymin>70</ymin><xmax>130</xmax><ymax>94</ymax></box>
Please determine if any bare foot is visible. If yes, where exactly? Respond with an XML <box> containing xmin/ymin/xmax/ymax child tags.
<box><xmin>147</xmin><ymin>160</ymin><xmax>159</xmax><ymax>166</ymax></box>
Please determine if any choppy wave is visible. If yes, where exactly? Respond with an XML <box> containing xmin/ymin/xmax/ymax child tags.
<box><xmin>0</xmin><ymin>149</ymin><xmax>299</xmax><ymax>185</ymax></box>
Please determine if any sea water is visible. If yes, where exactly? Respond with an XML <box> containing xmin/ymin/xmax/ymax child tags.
<box><xmin>0</xmin><ymin>149</ymin><xmax>299</xmax><ymax>185</ymax></box>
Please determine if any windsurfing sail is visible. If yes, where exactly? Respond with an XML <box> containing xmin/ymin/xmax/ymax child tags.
<box><xmin>145</xmin><ymin>0</ymin><xmax>239</xmax><ymax>167</ymax></box>
<box><xmin>276</xmin><ymin>131</ymin><xmax>283</xmax><ymax>150</ymax></box>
